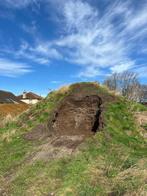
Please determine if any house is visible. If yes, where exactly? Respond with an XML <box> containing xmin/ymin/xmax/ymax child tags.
<box><xmin>17</xmin><ymin>91</ymin><xmax>42</xmax><ymax>104</ymax></box>
<box><xmin>0</xmin><ymin>90</ymin><xmax>21</xmax><ymax>104</ymax></box>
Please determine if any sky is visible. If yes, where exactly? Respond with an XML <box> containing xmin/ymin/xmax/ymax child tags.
<box><xmin>0</xmin><ymin>0</ymin><xmax>147</xmax><ymax>96</ymax></box>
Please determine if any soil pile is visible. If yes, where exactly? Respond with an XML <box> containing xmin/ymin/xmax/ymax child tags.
<box><xmin>49</xmin><ymin>95</ymin><xmax>103</xmax><ymax>136</ymax></box>
<box><xmin>25</xmin><ymin>83</ymin><xmax>117</xmax><ymax>141</ymax></box>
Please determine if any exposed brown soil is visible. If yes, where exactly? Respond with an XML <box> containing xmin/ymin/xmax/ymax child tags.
<box><xmin>23</xmin><ymin>83</ymin><xmax>118</xmax><ymax>162</ymax></box>
<box><xmin>24</xmin><ymin>94</ymin><xmax>104</xmax><ymax>142</ymax></box>
<box><xmin>23</xmin><ymin>93</ymin><xmax>105</xmax><ymax>162</ymax></box>
<box><xmin>29</xmin><ymin>135</ymin><xmax>84</xmax><ymax>162</ymax></box>
<box><xmin>49</xmin><ymin>95</ymin><xmax>103</xmax><ymax>137</ymax></box>
<box><xmin>24</xmin><ymin>84</ymin><xmax>118</xmax><ymax>142</ymax></box>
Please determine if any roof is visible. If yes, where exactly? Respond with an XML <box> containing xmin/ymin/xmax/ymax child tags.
<box><xmin>18</xmin><ymin>92</ymin><xmax>42</xmax><ymax>100</ymax></box>
<box><xmin>0</xmin><ymin>90</ymin><xmax>21</xmax><ymax>104</ymax></box>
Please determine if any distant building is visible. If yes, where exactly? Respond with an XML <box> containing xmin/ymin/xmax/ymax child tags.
<box><xmin>18</xmin><ymin>91</ymin><xmax>42</xmax><ymax>104</ymax></box>
<box><xmin>0</xmin><ymin>90</ymin><xmax>20</xmax><ymax>104</ymax></box>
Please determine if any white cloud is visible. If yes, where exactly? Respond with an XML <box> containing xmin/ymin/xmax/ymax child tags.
<box><xmin>1</xmin><ymin>0</ymin><xmax>39</xmax><ymax>9</ymax></box>
<box><xmin>126</xmin><ymin>6</ymin><xmax>147</xmax><ymax>31</ymax></box>
<box><xmin>50</xmin><ymin>0</ymin><xmax>147</xmax><ymax>77</ymax></box>
<box><xmin>0</xmin><ymin>58</ymin><xmax>32</xmax><ymax>77</ymax></box>
<box><xmin>52</xmin><ymin>1</ymin><xmax>130</xmax><ymax>76</ymax></box>
<box><xmin>14</xmin><ymin>41</ymin><xmax>62</xmax><ymax>65</ymax></box>
<box><xmin>51</xmin><ymin>80</ymin><xmax>62</xmax><ymax>84</ymax></box>
<box><xmin>78</xmin><ymin>66</ymin><xmax>103</xmax><ymax>78</ymax></box>
<box><xmin>1</xmin><ymin>0</ymin><xmax>147</xmax><ymax>78</ymax></box>
<box><xmin>133</xmin><ymin>66</ymin><xmax>147</xmax><ymax>78</ymax></box>
<box><xmin>31</xmin><ymin>43</ymin><xmax>62</xmax><ymax>59</ymax></box>
<box><xmin>21</xmin><ymin>21</ymin><xmax>37</xmax><ymax>35</ymax></box>
<box><xmin>0</xmin><ymin>39</ymin><xmax>62</xmax><ymax>69</ymax></box>
<box><xmin>110</xmin><ymin>61</ymin><xmax>135</xmax><ymax>73</ymax></box>
<box><xmin>63</xmin><ymin>0</ymin><xmax>98</xmax><ymax>32</ymax></box>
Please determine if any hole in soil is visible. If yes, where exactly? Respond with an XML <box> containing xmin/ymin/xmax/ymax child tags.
<box><xmin>91</xmin><ymin>109</ymin><xmax>101</xmax><ymax>133</ymax></box>
<box><xmin>91</xmin><ymin>97</ymin><xmax>102</xmax><ymax>133</ymax></box>
<box><xmin>52</xmin><ymin>112</ymin><xmax>59</xmax><ymax>123</ymax></box>
<box><xmin>55</xmin><ymin>112</ymin><xmax>58</xmax><ymax>118</ymax></box>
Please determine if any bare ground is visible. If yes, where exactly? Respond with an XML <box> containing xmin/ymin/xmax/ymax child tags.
<box><xmin>29</xmin><ymin>135</ymin><xmax>84</xmax><ymax>163</ymax></box>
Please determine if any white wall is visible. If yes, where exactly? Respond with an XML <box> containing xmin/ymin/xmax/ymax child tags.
<box><xmin>21</xmin><ymin>99</ymin><xmax>39</xmax><ymax>105</ymax></box>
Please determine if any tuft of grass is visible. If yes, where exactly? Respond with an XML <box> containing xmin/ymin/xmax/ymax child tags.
<box><xmin>129</xmin><ymin>101</ymin><xmax>147</xmax><ymax>112</ymax></box>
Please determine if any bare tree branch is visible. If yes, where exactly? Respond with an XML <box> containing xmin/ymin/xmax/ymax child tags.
<box><xmin>104</xmin><ymin>71</ymin><xmax>142</xmax><ymax>101</ymax></box>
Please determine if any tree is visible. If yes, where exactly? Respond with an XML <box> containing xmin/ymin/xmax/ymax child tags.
<box><xmin>104</xmin><ymin>71</ymin><xmax>142</xmax><ymax>101</ymax></box>
<box><xmin>140</xmin><ymin>85</ymin><xmax>147</xmax><ymax>103</ymax></box>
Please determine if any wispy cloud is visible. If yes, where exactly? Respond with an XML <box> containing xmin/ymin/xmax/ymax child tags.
<box><xmin>0</xmin><ymin>58</ymin><xmax>32</xmax><ymax>77</ymax></box>
<box><xmin>0</xmin><ymin>0</ymin><xmax>39</xmax><ymax>9</ymax></box>
<box><xmin>78</xmin><ymin>66</ymin><xmax>103</xmax><ymax>78</ymax></box>
<box><xmin>51</xmin><ymin>80</ymin><xmax>63</xmax><ymax>84</ymax></box>
<box><xmin>21</xmin><ymin>21</ymin><xmax>37</xmax><ymax>35</ymax></box>
<box><xmin>133</xmin><ymin>65</ymin><xmax>147</xmax><ymax>78</ymax></box>
<box><xmin>1</xmin><ymin>0</ymin><xmax>147</xmax><ymax>78</ymax></box>
<box><xmin>41</xmin><ymin>0</ymin><xmax>146</xmax><ymax>78</ymax></box>
<box><xmin>17</xmin><ymin>41</ymin><xmax>62</xmax><ymax>64</ymax></box>
<box><xmin>1</xmin><ymin>40</ymin><xmax>62</xmax><ymax>66</ymax></box>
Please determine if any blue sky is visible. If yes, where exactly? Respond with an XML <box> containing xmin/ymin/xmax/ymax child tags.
<box><xmin>0</xmin><ymin>0</ymin><xmax>147</xmax><ymax>96</ymax></box>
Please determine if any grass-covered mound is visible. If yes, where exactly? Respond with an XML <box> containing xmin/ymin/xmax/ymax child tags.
<box><xmin>0</xmin><ymin>82</ymin><xmax>147</xmax><ymax>195</ymax></box>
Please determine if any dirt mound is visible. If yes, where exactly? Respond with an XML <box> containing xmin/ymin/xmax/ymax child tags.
<box><xmin>24</xmin><ymin>83</ymin><xmax>117</xmax><ymax>142</ymax></box>
<box><xmin>49</xmin><ymin>95</ymin><xmax>103</xmax><ymax>136</ymax></box>
<box><xmin>23</xmin><ymin>94</ymin><xmax>104</xmax><ymax>162</ymax></box>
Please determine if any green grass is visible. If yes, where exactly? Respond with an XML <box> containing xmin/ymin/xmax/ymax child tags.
<box><xmin>0</xmin><ymin>90</ymin><xmax>67</xmax><ymax>178</ymax></box>
<box><xmin>0</xmin><ymin>83</ymin><xmax>147</xmax><ymax>195</ymax></box>
<box><xmin>130</xmin><ymin>101</ymin><xmax>147</xmax><ymax>112</ymax></box>
<box><xmin>0</xmin><ymin>138</ymin><xmax>33</xmax><ymax>176</ymax></box>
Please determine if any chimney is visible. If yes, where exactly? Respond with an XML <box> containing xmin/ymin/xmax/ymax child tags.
<box><xmin>23</xmin><ymin>91</ymin><xmax>27</xmax><ymax>99</ymax></box>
